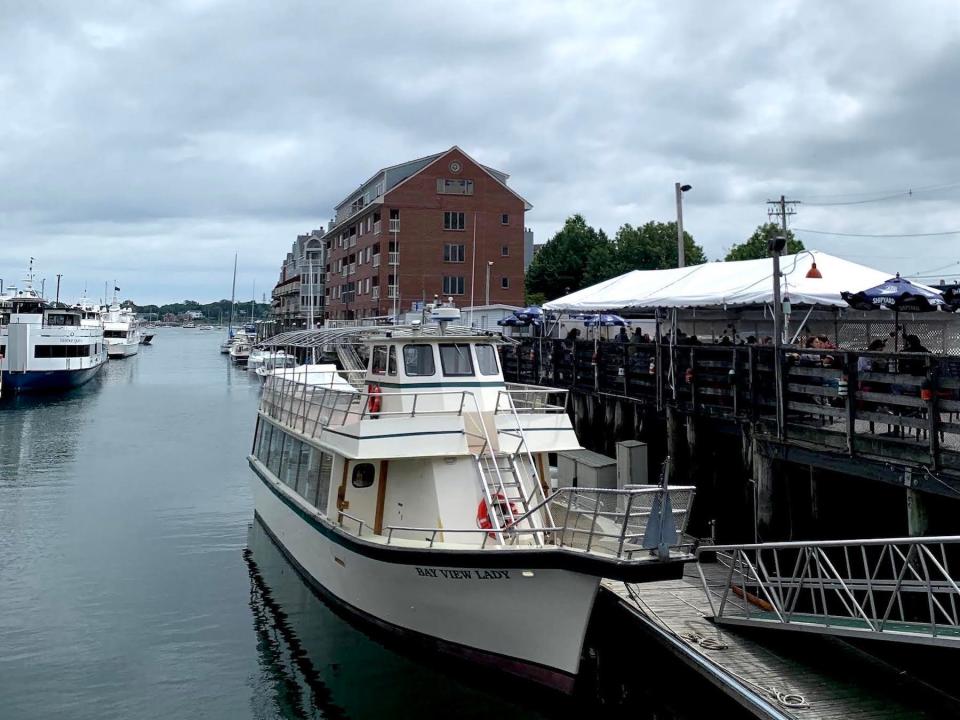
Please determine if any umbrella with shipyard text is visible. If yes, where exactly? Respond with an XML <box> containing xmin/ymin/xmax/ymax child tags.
<box><xmin>841</xmin><ymin>273</ymin><xmax>945</xmax><ymax>349</ymax></box>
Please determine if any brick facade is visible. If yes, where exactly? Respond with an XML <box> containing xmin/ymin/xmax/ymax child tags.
<box><xmin>323</xmin><ymin>148</ymin><xmax>528</xmax><ymax>320</ymax></box>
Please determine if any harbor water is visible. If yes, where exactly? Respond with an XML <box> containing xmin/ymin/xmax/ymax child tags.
<box><xmin>0</xmin><ymin>329</ymin><xmax>726</xmax><ymax>719</ymax></box>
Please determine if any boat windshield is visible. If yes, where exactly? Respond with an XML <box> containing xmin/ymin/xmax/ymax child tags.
<box><xmin>439</xmin><ymin>343</ymin><xmax>474</xmax><ymax>377</ymax></box>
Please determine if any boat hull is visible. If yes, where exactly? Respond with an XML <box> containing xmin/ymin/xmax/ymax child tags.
<box><xmin>1</xmin><ymin>363</ymin><xmax>103</xmax><ymax>392</ymax></box>
<box><xmin>251</xmin><ymin>466</ymin><xmax>599</xmax><ymax>693</ymax></box>
<box><xmin>106</xmin><ymin>340</ymin><xmax>140</xmax><ymax>358</ymax></box>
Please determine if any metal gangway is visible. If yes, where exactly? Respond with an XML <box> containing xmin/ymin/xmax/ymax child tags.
<box><xmin>696</xmin><ymin>536</ymin><xmax>960</xmax><ymax>647</ymax></box>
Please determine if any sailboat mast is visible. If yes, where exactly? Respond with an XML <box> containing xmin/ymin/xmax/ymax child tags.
<box><xmin>228</xmin><ymin>252</ymin><xmax>237</xmax><ymax>334</ymax></box>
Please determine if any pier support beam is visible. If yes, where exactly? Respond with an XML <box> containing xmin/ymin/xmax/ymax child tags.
<box><xmin>752</xmin><ymin>447</ymin><xmax>775</xmax><ymax>541</ymax></box>
<box><xmin>906</xmin><ymin>488</ymin><xmax>929</xmax><ymax>537</ymax></box>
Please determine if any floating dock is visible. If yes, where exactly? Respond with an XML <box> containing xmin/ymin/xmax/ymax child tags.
<box><xmin>602</xmin><ymin>563</ymin><xmax>960</xmax><ymax>719</ymax></box>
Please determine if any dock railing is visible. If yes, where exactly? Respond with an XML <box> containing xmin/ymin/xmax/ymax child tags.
<box><xmin>696</xmin><ymin>536</ymin><xmax>960</xmax><ymax>646</ymax></box>
<box><xmin>500</xmin><ymin>339</ymin><xmax>960</xmax><ymax>474</ymax></box>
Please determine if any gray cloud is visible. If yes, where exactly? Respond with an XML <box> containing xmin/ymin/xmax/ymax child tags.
<box><xmin>1</xmin><ymin>0</ymin><xmax>959</xmax><ymax>304</ymax></box>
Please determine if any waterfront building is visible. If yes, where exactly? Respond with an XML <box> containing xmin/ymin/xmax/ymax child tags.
<box><xmin>322</xmin><ymin>146</ymin><xmax>530</xmax><ymax>321</ymax></box>
<box><xmin>271</xmin><ymin>230</ymin><xmax>326</xmax><ymax>330</ymax></box>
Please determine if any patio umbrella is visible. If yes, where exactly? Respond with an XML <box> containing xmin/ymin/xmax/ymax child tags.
<box><xmin>582</xmin><ymin>313</ymin><xmax>631</xmax><ymax>327</ymax></box>
<box><xmin>514</xmin><ymin>306</ymin><xmax>544</xmax><ymax>322</ymax></box>
<box><xmin>841</xmin><ymin>273</ymin><xmax>945</xmax><ymax>350</ymax></box>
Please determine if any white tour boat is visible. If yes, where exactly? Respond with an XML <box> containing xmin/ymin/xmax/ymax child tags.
<box><xmin>248</xmin><ymin>319</ymin><xmax>694</xmax><ymax>692</ymax></box>
<box><xmin>229</xmin><ymin>336</ymin><xmax>252</xmax><ymax>364</ymax></box>
<box><xmin>0</xmin><ymin>280</ymin><xmax>107</xmax><ymax>393</ymax></box>
<box><xmin>101</xmin><ymin>296</ymin><xmax>142</xmax><ymax>358</ymax></box>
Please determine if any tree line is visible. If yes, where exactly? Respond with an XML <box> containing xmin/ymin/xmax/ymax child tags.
<box><xmin>525</xmin><ymin>216</ymin><xmax>802</xmax><ymax>305</ymax></box>
<box><xmin>128</xmin><ymin>298</ymin><xmax>271</xmax><ymax>320</ymax></box>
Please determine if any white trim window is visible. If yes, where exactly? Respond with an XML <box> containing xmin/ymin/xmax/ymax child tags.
<box><xmin>442</xmin><ymin>276</ymin><xmax>465</xmax><ymax>295</ymax></box>
<box><xmin>443</xmin><ymin>211</ymin><xmax>465</xmax><ymax>231</ymax></box>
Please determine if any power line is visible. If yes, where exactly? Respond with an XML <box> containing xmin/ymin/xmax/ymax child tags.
<box><xmin>795</xmin><ymin>180</ymin><xmax>960</xmax><ymax>204</ymax></box>
<box><xmin>794</xmin><ymin>227</ymin><xmax>960</xmax><ymax>238</ymax></box>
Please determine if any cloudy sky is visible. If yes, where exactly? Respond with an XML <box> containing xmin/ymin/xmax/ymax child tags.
<box><xmin>2</xmin><ymin>0</ymin><xmax>959</xmax><ymax>304</ymax></box>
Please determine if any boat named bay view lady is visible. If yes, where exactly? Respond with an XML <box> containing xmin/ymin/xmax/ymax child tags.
<box><xmin>248</xmin><ymin>313</ymin><xmax>695</xmax><ymax>692</ymax></box>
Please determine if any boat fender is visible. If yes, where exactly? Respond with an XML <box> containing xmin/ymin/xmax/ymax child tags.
<box><xmin>367</xmin><ymin>384</ymin><xmax>382</xmax><ymax>418</ymax></box>
<box><xmin>476</xmin><ymin>493</ymin><xmax>519</xmax><ymax>538</ymax></box>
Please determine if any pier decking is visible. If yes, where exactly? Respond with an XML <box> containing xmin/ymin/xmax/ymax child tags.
<box><xmin>603</xmin><ymin>563</ymin><xmax>960</xmax><ymax>719</ymax></box>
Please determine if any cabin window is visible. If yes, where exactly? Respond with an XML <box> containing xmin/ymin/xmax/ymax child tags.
<box><xmin>387</xmin><ymin>346</ymin><xmax>398</xmax><ymax>376</ymax></box>
<box><xmin>371</xmin><ymin>345</ymin><xmax>388</xmax><ymax>374</ymax></box>
<box><xmin>104</xmin><ymin>330</ymin><xmax>128</xmax><ymax>339</ymax></box>
<box><xmin>45</xmin><ymin>313</ymin><xmax>78</xmax><ymax>326</ymax></box>
<box><xmin>351</xmin><ymin>463</ymin><xmax>376</xmax><ymax>489</ymax></box>
<box><xmin>475</xmin><ymin>344</ymin><xmax>500</xmax><ymax>376</ymax></box>
<box><xmin>315</xmin><ymin>451</ymin><xmax>333</xmax><ymax>513</ymax></box>
<box><xmin>403</xmin><ymin>344</ymin><xmax>436</xmax><ymax>376</ymax></box>
<box><xmin>34</xmin><ymin>344</ymin><xmax>92</xmax><ymax>358</ymax></box>
<box><xmin>268</xmin><ymin>427</ymin><xmax>285</xmax><ymax>477</ymax></box>
<box><xmin>439</xmin><ymin>343</ymin><xmax>474</xmax><ymax>376</ymax></box>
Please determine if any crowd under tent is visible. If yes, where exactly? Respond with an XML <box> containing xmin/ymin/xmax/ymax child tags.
<box><xmin>542</xmin><ymin>251</ymin><xmax>959</xmax><ymax>353</ymax></box>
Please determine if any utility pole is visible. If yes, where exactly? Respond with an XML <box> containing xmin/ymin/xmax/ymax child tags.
<box><xmin>55</xmin><ymin>274</ymin><xmax>62</xmax><ymax>304</ymax></box>
<box><xmin>766</xmin><ymin>194</ymin><xmax>799</xmax><ymax>438</ymax></box>
<box><xmin>485</xmin><ymin>261</ymin><xmax>493</xmax><ymax>306</ymax></box>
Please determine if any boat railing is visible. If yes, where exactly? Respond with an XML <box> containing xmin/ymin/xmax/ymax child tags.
<box><xmin>695</xmin><ymin>535</ymin><xmax>960</xmax><ymax>646</ymax></box>
<box><xmin>260</xmin><ymin>375</ymin><xmax>531</xmax><ymax>438</ymax></box>
<box><xmin>496</xmin><ymin>383</ymin><xmax>568</xmax><ymax>414</ymax></box>
<box><xmin>382</xmin><ymin>484</ymin><xmax>696</xmax><ymax>560</ymax></box>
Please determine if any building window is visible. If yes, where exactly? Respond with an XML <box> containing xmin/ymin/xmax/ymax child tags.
<box><xmin>436</xmin><ymin>178</ymin><xmax>474</xmax><ymax>195</ymax></box>
<box><xmin>501</xmin><ymin>245</ymin><xmax>509</xmax><ymax>257</ymax></box>
<box><xmin>501</xmin><ymin>277</ymin><xmax>509</xmax><ymax>289</ymax></box>
<box><xmin>443</xmin><ymin>211</ymin><xmax>465</xmax><ymax>231</ymax></box>
<box><xmin>443</xmin><ymin>244</ymin><xmax>466</xmax><ymax>263</ymax></box>
<box><xmin>501</xmin><ymin>213</ymin><xmax>509</xmax><ymax>225</ymax></box>
<box><xmin>442</xmin><ymin>276</ymin><xmax>465</xmax><ymax>295</ymax></box>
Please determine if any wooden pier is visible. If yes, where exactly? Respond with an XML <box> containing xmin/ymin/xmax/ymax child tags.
<box><xmin>602</xmin><ymin>563</ymin><xmax>960</xmax><ymax>719</ymax></box>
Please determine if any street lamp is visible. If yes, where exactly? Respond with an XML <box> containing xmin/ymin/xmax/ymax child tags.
<box><xmin>485</xmin><ymin>261</ymin><xmax>494</xmax><ymax>306</ymax></box>
<box><xmin>675</xmin><ymin>183</ymin><xmax>692</xmax><ymax>268</ymax></box>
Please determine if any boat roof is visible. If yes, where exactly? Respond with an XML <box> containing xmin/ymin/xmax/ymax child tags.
<box><xmin>259</xmin><ymin>324</ymin><xmax>513</xmax><ymax>349</ymax></box>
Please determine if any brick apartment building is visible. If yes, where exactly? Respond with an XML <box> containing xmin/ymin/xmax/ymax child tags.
<box><xmin>323</xmin><ymin>146</ymin><xmax>531</xmax><ymax>320</ymax></box>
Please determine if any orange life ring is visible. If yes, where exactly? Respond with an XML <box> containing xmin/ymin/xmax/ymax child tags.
<box><xmin>367</xmin><ymin>384</ymin><xmax>382</xmax><ymax>417</ymax></box>
<box><xmin>476</xmin><ymin>493</ymin><xmax>520</xmax><ymax>538</ymax></box>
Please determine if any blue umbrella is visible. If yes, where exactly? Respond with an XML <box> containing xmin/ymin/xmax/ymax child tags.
<box><xmin>582</xmin><ymin>313</ymin><xmax>630</xmax><ymax>327</ymax></box>
<box><xmin>842</xmin><ymin>274</ymin><xmax>945</xmax><ymax>313</ymax></box>
<box><xmin>842</xmin><ymin>274</ymin><xmax>945</xmax><ymax>350</ymax></box>
<box><xmin>496</xmin><ymin>316</ymin><xmax>524</xmax><ymax>327</ymax></box>
<box><xmin>514</xmin><ymin>306</ymin><xmax>544</xmax><ymax>321</ymax></box>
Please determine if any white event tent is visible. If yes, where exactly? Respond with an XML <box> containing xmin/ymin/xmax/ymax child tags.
<box><xmin>543</xmin><ymin>250</ymin><xmax>914</xmax><ymax>312</ymax></box>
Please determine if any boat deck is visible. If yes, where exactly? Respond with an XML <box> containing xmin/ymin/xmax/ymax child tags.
<box><xmin>602</xmin><ymin>563</ymin><xmax>960</xmax><ymax>719</ymax></box>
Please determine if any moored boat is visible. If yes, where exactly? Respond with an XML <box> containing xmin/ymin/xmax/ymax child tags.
<box><xmin>248</xmin><ymin>320</ymin><xmax>695</xmax><ymax>692</ymax></box>
<box><xmin>102</xmin><ymin>295</ymin><xmax>141</xmax><ymax>358</ymax></box>
<box><xmin>0</xmin><ymin>279</ymin><xmax>107</xmax><ymax>393</ymax></box>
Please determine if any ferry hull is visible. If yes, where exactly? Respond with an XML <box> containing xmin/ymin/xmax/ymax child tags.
<box><xmin>251</xmin><ymin>468</ymin><xmax>599</xmax><ymax>693</ymax></box>
<box><xmin>1</xmin><ymin>364</ymin><xmax>103</xmax><ymax>392</ymax></box>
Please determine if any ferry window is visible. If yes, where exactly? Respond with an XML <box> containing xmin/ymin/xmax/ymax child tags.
<box><xmin>315</xmin><ymin>452</ymin><xmax>333</xmax><ymax>513</ymax></box>
<box><xmin>403</xmin><ymin>345</ymin><xmax>435</xmax><ymax>376</ymax></box>
<box><xmin>475</xmin><ymin>344</ymin><xmax>500</xmax><ymax>376</ymax></box>
<box><xmin>268</xmin><ymin>426</ymin><xmax>285</xmax><ymax>476</ymax></box>
<box><xmin>351</xmin><ymin>463</ymin><xmax>375</xmax><ymax>489</ymax></box>
<box><xmin>439</xmin><ymin>343</ymin><xmax>474</xmax><ymax>376</ymax></box>
<box><xmin>371</xmin><ymin>345</ymin><xmax>388</xmax><ymax>374</ymax></box>
<box><xmin>387</xmin><ymin>346</ymin><xmax>397</xmax><ymax>376</ymax></box>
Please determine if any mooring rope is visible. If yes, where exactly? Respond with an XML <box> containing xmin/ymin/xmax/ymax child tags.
<box><xmin>623</xmin><ymin>583</ymin><xmax>809</xmax><ymax>711</ymax></box>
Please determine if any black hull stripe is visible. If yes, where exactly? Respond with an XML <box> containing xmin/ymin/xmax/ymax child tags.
<box><xmin>251</xmin><ymin>457</ymin><xmax>686</xmax><ymax>583</ymax></box>
<box><xmin>253</xmin><ymin>512</ymin><xmax>579</xmax><ymax>693</ymax></box>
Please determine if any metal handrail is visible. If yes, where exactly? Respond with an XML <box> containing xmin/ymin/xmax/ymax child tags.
<box><xmin>697</xmin><ymin>536</ymin><xmax>960</xmax><ymax>645</ymax></box>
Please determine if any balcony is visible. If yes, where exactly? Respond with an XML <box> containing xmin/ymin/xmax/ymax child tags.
<box><xmin>387</xmin><ymin>285</ymin><xmax>398</xmax><ymax>299</ymax></box>
<box><xmin>373</xmin><ymin>220</ymin><xmax>381</xmax><ymax>235</ymax></box>
<box><xmin>372</xmin><ymin>287</ymin><xmax>380</xmax><ymax>300</ymax></box>
<box><xmin>388</xmin><ymin>252</ymin><xmax>399</xmax><ymax>266</ymax></box>
<box><xmin>372</xmin><ymin>254</ymin><xmax>381</xmax><ymax>268</ymax></box>
<box><xmin>389</xmin><ymin>218</ymin><xmax>400</xmax><ymax>233</ymax></box>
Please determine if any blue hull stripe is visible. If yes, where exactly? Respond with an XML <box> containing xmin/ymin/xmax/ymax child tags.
<box><xmin>1</xmin><ymin>364</ymin><xmax>103</xmax><ymax>392</ymax></box>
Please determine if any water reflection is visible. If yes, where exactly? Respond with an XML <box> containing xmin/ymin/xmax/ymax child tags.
<box><xmin>244</xmin><ymin>518</ymin><xmax>555</xmax><ymax>720</ymax></box>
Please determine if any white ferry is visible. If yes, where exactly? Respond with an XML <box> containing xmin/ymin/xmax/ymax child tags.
<box><xmin>249</xmin><ymin>318</ymin><xmax>694</xmax><ymax>692</ymax></box>
<box><xmin>0</xmin><ymin>282</ymin><xmax>107</xmax><ymax>393</ymax></box>
<box><xmin>102</xmin><ymin>297</ymin><xmax>141</xmax><ymax>358</ymax></box>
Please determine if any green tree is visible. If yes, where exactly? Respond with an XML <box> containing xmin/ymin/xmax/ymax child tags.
<box><xmin>725</xmin><ymin>223</ymin><xmax>804</xmax><ymax>261</ymax></box>
<box><xmin>614</xmin><ymin>221</ymin><xmax>707</xmax><ymax>271</ymax></box>
<box><xmin>525</xmin><ymin>214</ymin><xmax>611</xmax><ymax>297</ymax></box>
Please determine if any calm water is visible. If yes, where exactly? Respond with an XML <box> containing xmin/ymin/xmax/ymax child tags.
<box><xmin>0</xmin><ymin>330</ymin><xmax>718</xmax><ymax>720</ymax></box>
